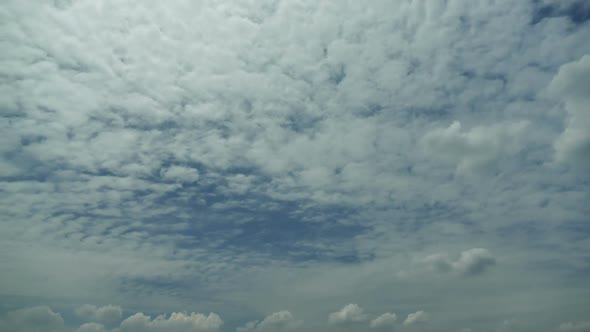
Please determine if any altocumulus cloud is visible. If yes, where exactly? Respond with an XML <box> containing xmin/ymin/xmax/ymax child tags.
<box><xmin>1</xmin><ymin>0</ymin><xmax>590</xmax><ymax>332</ymax></box>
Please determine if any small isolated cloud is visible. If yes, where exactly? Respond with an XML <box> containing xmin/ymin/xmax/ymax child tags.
<box><xmin>119</xmin><ymin>312</ymin><xmax>223</xmax><ymax>332</ymax></box>
<box><xmin>160</xmin><ymin>165</ymin><xmax>200</xmax><ymax>183</ymax></box>
<box><xmin>403</xmin><ymin>311</ymin><xmax>428</xmax><ymax>326</ymax></box>
<box><xmin>559</xmin><ymin>321</ymin><xmax>590</xmax><ymax>332</ymax></box>
<box><xmin>76</xmin><ymin>322</ymin><xmax>108</xmax><ymax>332</ymax></box>
<box><xmin>0</xmin><ymin>306</ymin><xmax>65</xmax><ymax>332</ymax></box>
<box><xmin>328</xmin><ymin>304</ymin><xmax>368</xmax><ymax>325</ymax></box>
<box><xmin>549</xmin><ymin>55</ymin><xmax>590</xmax><ymax>168</ymax></box>
<box><xmin>422</xmin><ymin>120</ymin><xmax>529</xmax><ymax>174</ymax></box>
<box><xmin>75</xmin><ymin>304</ymin><xmax>123</xmax><ymax>324</ymax></box>
<box><xmin>422</xmin><ymin>248</ymin><xmax>496</xmax><ymax>276</ymax></box>
<box><xmin>370</xmin><ymin>312</ymin><xmax>397</xmax><ymax>329</ymax></box>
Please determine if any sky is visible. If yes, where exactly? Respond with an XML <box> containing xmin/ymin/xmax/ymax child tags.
<box><xmin>0</xmin><ymin>0</ymin><xmax>589</xmax><ymax>331</ymax></box>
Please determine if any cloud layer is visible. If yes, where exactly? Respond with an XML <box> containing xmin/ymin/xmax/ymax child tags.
<box><xmin>1</xmin><ymin>0</ymin><xmax>589</xmax><ymax>332</ymax></box>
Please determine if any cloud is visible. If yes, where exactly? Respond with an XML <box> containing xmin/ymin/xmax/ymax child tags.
<box><xmin>237</xmin><ymin>311</ymin><xmax>302</xmax><ymax>332</ymax></box>
<box><xmin>118</xmin><ymin>311</ymin><xmax>223</xmax><ymax>332</ymax></box>
<box><xmin>559</xmin><ymin>321</ymin><xmax>590</xmax><ymax>332</ymax></box>
<box><xmin>422</xmin><ymin>120</ymin><xmax>529</xmax><ymax>175</ymax></box>
<box><xmin>0</xmin><ymin>306</ymin><xmax>65</xmax><ymax>332</ymax></box>
<box><xmin>76</xmin><ymin>322</ymin><xmax>109</xmax><ymax>332</ymax></box>
<box><xmin>403</xmin><ymin>311</ymin><xmax>428</xmax><ymax>326</ymax></box>
<box><xmin>370</xmin><ymin>312</ymin><xmax>397</xmax><ymax>329</ymax></box>
<box><xmin>452</xmin><ymin>248</ymin><xmax>497</xmax><ymax>276</ymax></box>
<box><xmin>549</xmin><ymin>55</ymin><xmax>590</xmax><ymax>168</ymax></box>
<box><xmin>160</xmin><ymin>165</ymin><xmax>200</xmax><ymax>183</ymax></box>
<box><xmin>328</xmin><ymin>304</ymin><xmax>368</xmax><ymax>325</ymax></box>
<box><xmin>75</xmin><ymin>304</ymin><xmax>123</xmax><ymax>324</ymax></box>
<box><xmin>0</xmin><ymin>0</ymin><xmax>589</xmax><ymax>331</ymax></box>
<box><xmin>421</xmin><ymin>248</ymin><xmax>496</xmax><ymax>276</ymax></box>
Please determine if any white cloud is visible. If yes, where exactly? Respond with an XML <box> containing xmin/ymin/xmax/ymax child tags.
<box><xmin>559</xmin><ymin>321</ymin><xmax>590</xmax><ymax>332</ymax></box>
<box><xmin>421</xmin><ymin>248</ymin><xmax>496</xmax><ymax>276</ymax></box>
<box><xmin>549</xmin><ymin>55</ymin><xmax>590</xmax><ymax>168</ymax></box>
<box><xmin>328</xmin><ymin>303</ymin><xmax>368</xmax><ymax>325</ymax></box>
<box><xmin>452</xmin><ymin>248</ymin><xmax>497</xmax><ymax>276</ymax></box>
<box><xmin>160</xmin><ymin>165</ymin><xmax>200</xmax><ymax>183</ymax></box>
<box><xmin>0</xmin><ymin>306</ymin><xmax>65</xmax><ymax>332</ymax></box>
<box><xmin>118</xmin><ymin>312</ymin><xmax>223</xmax><ymax>332</ymax></box>
<box><xmin>75</xmin><ymin>304</ymin><xmax>123</xmax><ymax>324</ymax></box>
<box><xmin>370</xmin><ymin>312</ymin><xmax>397</xmax><ymax>329</ymax></box>
<box><xmin>0</xmin><ymin>0</ymin><xmax>589</xmax><ymax>330</ymax></box>
<box><xmin>403</xmin><ymin>310</ymin><xmax>428</xmax><ymax>326</ymax></box>
<box><xmin>422</xmin><ymin>120</ymin><xmax>529</xmax><ymax>175</ymax></box>
<box><xmin>237</xmin><ymin>311</ymin><xmax>302</xmax><ymax>332</ymax></box>
<box><xmin>76</xmin><ymin>322</ymin><xmax>109</xmax><ymax>332</ymax></box>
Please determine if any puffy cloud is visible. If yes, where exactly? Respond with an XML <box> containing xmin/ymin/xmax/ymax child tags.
<box><xmin>421</xmin><ymin>248</ymin><xmax>496</xmax><ymax>276</ymax></box>
<box><xmin>160</xmin><ymin>165</ymin><xmax>200</xmax><ymax>183</ymax></box>
<box><xmin>403</xmin><ymin>311</ymin><xmax>428</xmax><ymax>326</ymax></box>
<box><xmin>452</xmin><ymin>248</ymin><xmax>497</xmax><ymax>276</ymax></box>
<box><xmin>237</xmin><ymin>311</ymin><xmax>302</xmax><ymax>332</ymax></box>
<box><xmin>549</xmin><ymin>55</ymin><xmax>590</xmax><ymax>168</ymax></box>
<box><xmin>0</xmin><ymin>306</ymin><xmax>65</xmax><ymax>332</ymax></box>
<box><xmin>76</xmin><ymin>322</ymin><xmax>109</xmax><ymax>332</ymax></box>
<box><xmin>422</xmin><ymin>121</ymin><xmax>529</xmax><ymax>174</ymax></box>
<box><xmin>118</xmin><ymin>311</ymin><xmax>223</xmax><ymax>332</ymax></box>
<box><xmin>370</xmin><ymin>312</ymin><xmax>397</xmax><ymax>329</ymax></box>
<box><xmin>559</xmin><ymin>321</ymin><xmax>590</xmax><ymax>332</ymax></box>
<box><xmin>75</xmin><ymin>304</ymin><xmax>123</xmax><ymax>324</ymax></box>
<box><xmin>328</xmin><ymin>304</ymin><xmax>368</xmax><ymax>325</ymax></box>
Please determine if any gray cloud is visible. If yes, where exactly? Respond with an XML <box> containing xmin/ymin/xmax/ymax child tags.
<box><xmin>328</xmin><ymin>304</ymin><xmax>368</xmax><ymax>325</ymax></box>
<box><xmin>403</xmin><ymin>310</ymin><xmax>428</xmax><ymax>326</ymax></box>
<box><xmin>370</xmin><ymin>312</ymin><xmax>397</xmax><ymax>329</ymax></box>
<box><xmin>75</xmin><ymin>304</ymin><xmax>123</xmax><ymax>324</ymax></box>
<box><xmin>549</xmin><ymin>55</ymin><xmax>590</xmax><ymax>168</ymax></box>
<box><xmin>421</xmin><ymin>248</ymin><xmax>496</xmax><ymax>276</ymax></box>
<box><xmin>117</xmin><ymin>311</ymin><xmax>223</xmax><ymax>332</ymax></box>
<box><xmin>236</xmin><ymin>311</ymin><xmax>302</xmax><ymax>332</ymax></box>
<box><xmin>559</xmin><ymin>321</ymin><xmax>590</xmax><ymax>332</ymax></box>
<box><xmin>0</xmin><ymin>0</ymin><xmax>589</xmax><ymax>331</ymax></box>
<box><xmin>0</xmin><ymin>306</ymin><xmax>65</xmax><ymax>332</ymax></box>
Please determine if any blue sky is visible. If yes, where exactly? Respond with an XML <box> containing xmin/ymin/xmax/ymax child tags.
<box><xmin>1</xmin><ymin>0</ymin><xmax>589</xmax><ymax>332</ymax></box>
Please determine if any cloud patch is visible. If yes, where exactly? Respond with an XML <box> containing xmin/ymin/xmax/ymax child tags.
<box><xmin>549</xmin><ymin>55</ymin><xmax>590</xmax><ymax>168</ymax></box>
<box><xmin>370</xmin><ymin>312</ymin><xmax>397</xmax><ymax>329</ymax></box>
<box><xmin>559</xmin><ymin>321</ymin><xmax>590</xmax><ymax>332</ymax></box>
<box><xmin>0</xmin><ymin>306</ymin><xmax>65</xmax><ymax>332</ymax></box>
<box><xmin>75</xmin><ymin>304</ymin><xmax>123</xmax><ymax>324</ymax></box>
<box><xmin>328</xmin><ymin>304</ymin><xmax>368</xmax><ymax>325</ymax></box>
<box><xmin>422</xmin><ymin>248</ymin><xmax>497</xmax><ymax>276</ymax></box>
<box><xmin>422</xmin><ymin>121</ymin><xmax>529</xmax><ymax>174</ymax></box>
<box><xmin>236</xmin><ymin>311</ymin><xmax>302</xmax><ymax>332</ymax></box>
<box><xmin>403</xmin><ymin>310</ymin><xmax>428</xmax><ymax>326</ymax></box>
<box><xmin>118</xmin><ymin>311</ymin><xmax>223</xmax><ymax>332</ymax></box>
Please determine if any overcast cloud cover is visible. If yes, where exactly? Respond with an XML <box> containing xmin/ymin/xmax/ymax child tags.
<box><xmin>1</xmin><ymin>0</ymin><xmax>589</xmax><ymax>331</ymax></box>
